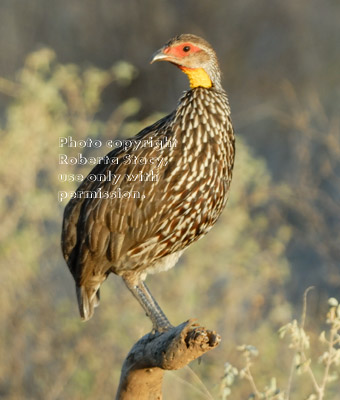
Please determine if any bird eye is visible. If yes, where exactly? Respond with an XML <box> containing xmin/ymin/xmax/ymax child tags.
<box><xmin>183</xmin><ymin>46</ymin><xmax>191</xmax><ymax>52</ymax></box>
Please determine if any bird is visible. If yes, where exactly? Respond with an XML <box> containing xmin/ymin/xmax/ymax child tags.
<box><xmin>61</xmin><ymin>34</ymin><xmax>235</xmax><ymax>331</ymax></box>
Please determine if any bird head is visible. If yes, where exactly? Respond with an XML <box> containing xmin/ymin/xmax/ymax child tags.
<box><xmin>151</xmin><ymin>34</ymin><xmax>222</xmax><ymax>90</ymax></box>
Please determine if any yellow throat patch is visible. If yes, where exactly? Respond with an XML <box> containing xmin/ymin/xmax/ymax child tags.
<box><xmin>180</xmin><ymin>67</ymin><xmax>212</xmax><ymax>89</ymax></box>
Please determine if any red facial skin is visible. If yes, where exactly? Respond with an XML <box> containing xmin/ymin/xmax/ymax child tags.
<box><xmin>163</xmin><ymin>43</ymin><xmax>202</xmax><ymax>58</ymax></box>
<box><xmin>160</xmin><ymin>42</ymin><xmax>212</xmax><ymax>88</ymax></box>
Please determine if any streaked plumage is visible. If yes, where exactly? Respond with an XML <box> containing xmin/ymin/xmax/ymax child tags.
<box><xmin>62</xmin><ymin>34</ymin><xmax>235</xmax><ymax>330</ymax></box>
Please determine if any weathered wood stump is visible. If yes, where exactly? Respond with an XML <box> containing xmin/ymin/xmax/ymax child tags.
<box><xmin>116</xmin><ymin>319</ymin><xmax>221</xmax><ymax>400</ymax></box>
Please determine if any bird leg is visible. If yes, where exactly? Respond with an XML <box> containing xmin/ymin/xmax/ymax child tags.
<box><xmin>123</xmin><ymin>275</ymin><xmax>173</xmax><ymax>331</ymax></box>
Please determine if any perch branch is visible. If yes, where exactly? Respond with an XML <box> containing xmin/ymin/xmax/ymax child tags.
<box><xmin>116</xmin><ymin>319</ymin><xmax>221</xmax><ymax>400</ymax></box>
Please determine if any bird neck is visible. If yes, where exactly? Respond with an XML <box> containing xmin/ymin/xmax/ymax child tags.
<box><xmin>178</xmin><ymin>66</ymin><xmax>212</xmax><ymax>89</ymax></box>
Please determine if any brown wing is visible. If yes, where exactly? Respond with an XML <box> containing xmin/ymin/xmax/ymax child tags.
<box><xmin>61</xmin><ymin>115</ymin><xmax>176</xmax><ymax>283</ymax></box>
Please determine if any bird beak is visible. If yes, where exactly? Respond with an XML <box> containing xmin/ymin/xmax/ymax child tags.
<box><xmin>150</xmin><ymin>47</ymin><xmax>169</xmax><ymax>64</ymax></box>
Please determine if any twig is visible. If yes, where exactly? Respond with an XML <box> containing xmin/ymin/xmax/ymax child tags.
<box><xmin>242</xmin><ymin>359</ymin><xmax>262</xmax><ymax>398</ymax></box>
<box><xmin>184</xmin><ymin>365</ymin><xmax>215</xmax><ymax>400</ymax></box>
<box><xmin>318</xmin><ymin>309</ymin><xmax>338</xmax><ymax>400</ymax></box>
<box><xmin>285</xmin><ymin>286</ymin><xmax>315</xmax><ymax>400</ymax></box>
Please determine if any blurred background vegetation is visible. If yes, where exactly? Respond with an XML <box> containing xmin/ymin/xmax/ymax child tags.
<box><xmin>0</xmin><ymin>1</ymin><xmax>339</xmax><ymax>399</ymax></box>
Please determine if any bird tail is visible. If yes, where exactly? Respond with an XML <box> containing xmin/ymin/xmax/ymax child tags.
<box><xmin>76</xmin><ymin>285</ymin><xmax>100</xmax><ymax>321</ymax></box>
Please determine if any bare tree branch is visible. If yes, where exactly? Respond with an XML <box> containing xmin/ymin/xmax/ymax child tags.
<box><xmin>116</xmin><ymin>319</ymin><xmax>221</xmax><ymax>400</ymax></box>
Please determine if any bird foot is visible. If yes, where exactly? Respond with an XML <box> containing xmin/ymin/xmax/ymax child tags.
<box><xmin>151</xmin><ymin>323</ymin><xmax>174</xmax><ymax>334</ymax></box>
